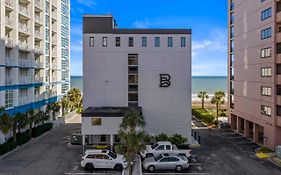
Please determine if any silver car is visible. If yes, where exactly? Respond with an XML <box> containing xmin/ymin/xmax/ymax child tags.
<box><xmin>143</xmin><ymin>153</ymin><xmax>189</xmax><ymax>172</ymax></box>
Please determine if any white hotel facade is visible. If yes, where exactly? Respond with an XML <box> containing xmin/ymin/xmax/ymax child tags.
<box><xmin>82</xmin><ymin>15</ymin><xmax>191</xmax><ymax>147</ymax></box>
<box><xmin>0</xmin><ymin>0</ymin><xmax>70</xmax><ymax>143</ymax></box>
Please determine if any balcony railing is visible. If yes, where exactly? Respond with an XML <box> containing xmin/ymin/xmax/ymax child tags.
<box><xmin>35</xmin><ymin>31</ymin><xmax>42</xmax><ymax>39</ymax></box>
<box><xmin>34</xmin><ymin>77</ymin><xmax>44</xmax><ymax>83</ymax></box>
<box><xmin>50</xmin><ymin>91</ymin><xmax>57</xmax><ymax>97</ymax></box>
<box><xmin>5</xmin><ymin>38</ymin><xmax>14</xmax><ymax>48</ymax></box>
<box><xmin>35</xmin><ymin>46</ymin><xmax>44</xmax><ymax>55</ymax></box>
<box><xmin>19</xmin><ymin>59</ymin><xmax>33</xmax><ymax>68</ymax></box>
<box><xmin>52</xmin><ymin>63</ymin><xmax>58</xmax><ymax>69</ymax></box>
<box><xmin>19</xmin><ymin>96</ymin><xmax>29</xmax><ymax>106</ymax></box>
<box><xmin>19</xmin><ymin>6</ymin><xmax>31</xmax><ymax>17</ymax></box>
<box><xmin>35</xmin><ymin>93</ymin><xmax>46</xmax><ymax>102</ymax></box>
<box><xmin>19</xmin><ymin>41</ymin><xmax>32</xmax><ymax>51</ymax></box>
<box><xmin>19</xmin><ymin>77</ymin><xmax>32</xmax><ymax>84</ymax></box>
<box><xmin>5</xmin><ymin>57</ymin><xmax>16</xmax><ymax>67</ymax></box>
<box><xmin>19</xmin><ymin>24</ymin><xmax>31</xmax><ymax>34</ymax></box>
<box><xmin>5</xmin><ymin>77</ymin><xmax>13</xmax><ymax>85</ymax></box>
<box><xmin>5</xmin><ymin>17</ymin><xmax>13</xmax><ymax>27</ymax></box>
<box><xmin>35</xmin><ymin>16</ymin><xmax>43</xmax><ymax>24</ymax></box>
<box><xmin>34</xmin><ymin>61</ymin><xmax>44</xmax><ymax>69</ymax></box>
<box><xmin>34</xmin><ymin>0</ymin><xmax>42</xmax><ymax>8</ymax></box>
<box><xmin>5</xmin><ymin>0</ymin><xmax>13</xmax><ymax>8</ymax></box>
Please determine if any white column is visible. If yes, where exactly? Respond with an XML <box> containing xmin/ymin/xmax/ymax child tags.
<box><xmin>110</xmin><ymin>134</ymin><xmax>114</xmax><ymax>151</ymax></box>
<box><xmin>82</xmin><ymin>134</ymin><xmax>85</xmax><ymax>153</ymax></box>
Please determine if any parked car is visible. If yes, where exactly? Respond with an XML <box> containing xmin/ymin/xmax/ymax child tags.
<box><xmin>140</xmin><ymin>141</ymin><xmax>191</xmax><ymax>158</ymax></box>
<box><xmin>81</xmin><ymin>149</ymin><xmax>127</xmax><ymax>171</ymax></box>
<box><xmin>219</xmin><ymin>121</ymin><xmax>230</xmax><ymax>129</ymax></box>
<box><xmin>143</xmin><ymin>153</ymin><xmax>189</xmax><ymax>172</ymax></box>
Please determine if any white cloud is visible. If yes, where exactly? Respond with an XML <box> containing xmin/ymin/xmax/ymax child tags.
<box><xmin>71</xmin><ymin>40</ymin><xmax>82</xmax><ymax>52</ymax></box>
<box><xmin>133</xmin><ymin>19</ymin><xmax>150</xmax><ymax>28</ymax></box>
<box><xmin>76</xmin><ymin>0</ymin><xmax>96</xmax><ymax>7</ymax></box>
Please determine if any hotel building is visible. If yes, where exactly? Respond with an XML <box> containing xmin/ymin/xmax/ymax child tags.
<box><xmin>0</xmin><ymin>0</ymin><xmax>70</xmax><ymax>143</ymax></box>
<box><xmin>228</xmin><ymin>0</ymin><xmax>281</xmax><ymax>149</ymax></box>
<box><xmin>82</xmin><ymin>15</ymin><xmax>191</xmax><ymax>148</ymax></box>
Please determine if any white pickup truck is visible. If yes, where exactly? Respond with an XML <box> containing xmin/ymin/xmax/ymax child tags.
<box><xmin>140</xmin><ymin>141</ymin><xmax>191</xmax><ymax>159</ymax></box>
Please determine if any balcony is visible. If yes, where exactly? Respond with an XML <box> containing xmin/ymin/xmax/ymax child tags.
<box><xmin>52</xmin><ymin>77</ymin><xmax>57</xmax><ymax>82</ymax></box>
<box><xmin>19</xmin><ymin>77</ymin><xmax>32</xmax><ymax>84</ymax></box>
<box><xmin>19</xmin><ymin>24</ymin><xmax>31</xmax><ymax>35</ymax></box>
<box><xmin>5</xmin><ymin>57</ymin><xmax>16</xmax><ymax>67</ymax></box>
<box><xmin>5</xmin><ymin>0</ymin><xmax>13</xmax><ymax>9</ymax></box>
<box><xmin>34</xmin><ymin>61</ymin><xmax>44</xmax><ymax>69</ymax></box>
<box><xmin>35</xmin><ymin>15</ymin><xmax>43</xmax><ymax>25</ymax></box>
<box><xmin>19</xmin><ymin>96</ymin><xmax>29</xmax><ymax>106</ymax></box>
<box><xmin>35</xmin><ymin>31</ymin><xmax>43</xmax><ymax>39</ymax></box>
<box><xmin>19</xmin><ymin>6</ymin><xmax>31</xmax><ymax>18</ymax></box>
<box><xmin>19</xmin><ymin>41</ymin><xmax>32</xmax><ymax>51</ymax></box>
<box><xmin>5</xmin><ymin>77</ymin><xmax>13</xmax><ymax>85</ymax></box>
<box><xmin>52</xmin><ymin>12</ymin><xmax>57</xmax><ymax>20</ymax></box>
<box><xmin>52</xmin><ymin>38</ymin><xmax>57</xmax><ymax>46</ymax></box>
<box><xmin>34</xmin><ymin>46</ymin><xmax>44</xmax><ymax>55</ymax></box>
<box><xmin>34</xmin><ymin>76</ymin><xmax>44</xmax><ymax>83</ymax></box>
<box><xmin>19</xmin><ymin>59</ymin><xmax>33</xmax><ymax>68</ymax></box>
<box><xmin>51</xmin><ymin>63</ymin><xmax>58</xmax><ymax>69</ymax></box>
<box><xmin>35</xmin><ymin>93</ymin><xmax>46</xmax><ymax>101</ymax></box>
<box><xmin>5</xmin><ymin>17</ymin><xmax>13</xmax><ymax>28</ymax></box>
<box><xmin>50</xmin><ymin>90</ymin><xmax>57</xmax><ymax>97</ymax></box>
<box><xmin>34</xmin><ymin>0</ymin><xmax>42</xmax><ymax>9</ymax></box>
<box><xmin>5</xmin><ymin>38</ymin><xmax>14</xmax><ymax>48</ymax></box>
<box><xmin>52</xmin><ymin>52</ymin><xmax>57</xmax><ymax>58</ymax></box>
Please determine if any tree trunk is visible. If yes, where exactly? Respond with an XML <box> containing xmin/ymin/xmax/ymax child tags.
<box><xmin>129</xmin><ymin>164</ymin><xmax>133</xmax><ymax>175</ymax></box>
<box><xmin>202</xmin><ymin>98</ymin><xmax>204</xmax><ymax>109</ymax></box>
<box><xmin>216</xmin><ymin>103</ymin><xmax>219</xmax><ymax>121</ymax></box>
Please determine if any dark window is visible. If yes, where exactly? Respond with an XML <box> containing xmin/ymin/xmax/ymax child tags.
<box><xmin>277</xmin><ymin>1</ymin><xmax>281</xmax><ymax>12</ymax></box>
<box><xmin>155</xmin><ymin>37</ymin><xmax>160</xmax><ymax>47</ymax></box>
<box><xmin>100</xmin><ymin>135</ymin><xmax>106</xmax><ymax>142</ymax></box>
<box><xmin>166</xmin><ymin>145</ymin><xmax>171</xmax><ymax>150</ymax></box>
<box><xmin>91</xmin><ymin>118</ymin><xmax>102</xmax><ymax>125</ymax></box>
<box><xmin>116</xmin><ymin>37</ymin><xmax>121</xmax><ymax>47</ymax></box>
<box><xmin>160</xmin><ymin>157</ymin><xmax>170</xmax><ymax>162</ymax></box>
<box><xmin>89</xmin><ymin>37</ymin><xmax>94</xmax><ymax>47</ymax></box>
<box><xmin>129</xmin><ymin>85</ymin><xmax>138</xmax><ymax>91</ymax></box>
<box><xmin>168</xmin><ymin>37</ymin><xmax>173</xmax><ymax>47</ymax></box>
<box><xmin>277</xmin><ymin>64</ymin><xmax>281</xmax><ymax>75</ymax></box>
<box><xmin>181</xmin><ymin>37</ymin><xmax>186</xmax><ymax>47</ymax></box>
<box><xmin>277</xmin><ymin>85</ymin><xmax>281</xmax><ymax>95</ymax></box>
<box><xmin>277</xmin><ymin>43</ymin><xmax>281</xmax><ymax>54</ymax></box>
<box><xmin>128</xmin><ymin>93</ymin><xmax>138</xmax><ymax>102</ymax></box>
<box><xmin>277</xmin><ymin>105</ymin><xmax>281</xmax><ymax>116</ymax></box>
<box><xmin>129</xmin><ymin>37</ymin><xmax>134</xmax><ymax>47</ymax></box>
<box><xmin>261</xmin><ymin>8</ymin><xmax>272</xmax><ymax>21</ymax></box>
<box><xmin>142</xmin><ymin>37</ymin><xmax>147</xmax><ymax>47</ymax></box>
<box><xmin>169</xmin><ymin>157</ymin><xmax>180</xmax><ymax>162</ymax></box>
<box><xmin>261</xmin><ymin>28</ymin><xmax>272</xmax><ymax>40</ymax></box>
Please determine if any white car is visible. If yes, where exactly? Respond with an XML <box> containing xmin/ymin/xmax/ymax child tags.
<box><xmin>81</xmin><ymin>149</ymin><xmax>127</xmax><ymax>171</ymax></box>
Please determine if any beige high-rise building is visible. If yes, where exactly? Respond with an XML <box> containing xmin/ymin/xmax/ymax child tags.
<box><xmin>228</xmin><ymin>0</ymin><xmax>281</xmax><ymax>149</ymax></box>
<box><xmin>0</xmin><ymin>0</ymin><xmax>70</xmax><ymax>143</ymax></box>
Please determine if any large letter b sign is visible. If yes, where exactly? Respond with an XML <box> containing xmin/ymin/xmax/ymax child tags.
<box><xmin>160</xmin><ymin>74</ymin><xmax>171</xmax><ymax>87</ymax></box>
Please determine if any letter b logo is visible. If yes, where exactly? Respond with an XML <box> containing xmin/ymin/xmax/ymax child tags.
<box><xmin>160</xmin><ymin>74</ymin><xmax>171</xmax><ymax>87</ymax></box>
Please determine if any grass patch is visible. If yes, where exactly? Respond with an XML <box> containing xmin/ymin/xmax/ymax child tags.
<box><xmin>256</xmin><ymin>147</ymin><xmax>273</xmax><ymax>153</ymax></box>
<box><xmin>192</xmin><ymin>108</ymin><xmax>216</xmax><ymax>125</ymax></box>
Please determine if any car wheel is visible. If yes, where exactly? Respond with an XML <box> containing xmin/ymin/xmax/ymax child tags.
<box><xmin>114</xmin><ymin>164</ymin><xmax>123</xmax><ymax>171</ymax></box>
<box><xmin>85</xmin><ymin>163</ymin><xmax>95</xmax><ymax>171</ymax></box>
<box><xmin>148</xmin><ymin>165</ymin><xmax>155</xmax><ymax>172</ymax></box>
<box><xmin>175</xmin><ymin>165</ymin><xmax>183</xmax><ymax>172</ymax></box>
<box><xmin>146</xmin><ymin>153</ymin><xmax>154</xmax><ymax>158</ymax></box>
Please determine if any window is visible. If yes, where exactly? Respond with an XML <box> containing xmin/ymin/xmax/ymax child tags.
<box><xmin>89</xmin><ymin>37</ymin><xmax>94</xmax><ymax>47</ymax></box>
<box><xmin>261</xmin><ymin>86</ymin><xmax>271</xmax><ymax>96</ymax></box>
<box><xmin>261</xmin><ymin>105</ymin><xmax>271</xmax><ymax>116</ymax></box>
<box><xmin>5</xmin><ymin>90</ymin><xmax>13</xmax><ymax>109</ymax></box>
<box><xmin>277</xmin><ymin>85</ymin><xmax>281</xmax><ymax>95</ymax></box>
<box><xmin>142</xmin><ymin>37</ymin><xmax>147</xmax><ymax>47</ymax></box>
<box><xmin>100</xmin><ymin>135</ymin><xmax>106</xmax><ymax>142</ymax></box>
<box><xmin>129</xmin><ymin>37</ymin><xmax>134</xmax><ymax>47</ymax></box>
<box><xmin>169</xmin><ymin>157</ymin><xmax>180</xmax><ymax>162</ymax></box>
<box><xmin>277</xmin><ymin>64</ymin><xmax>281</xmax><ymax>75</ymax></box>
<box><xmin>261</xmin><ymin>8</ymin><xmax>272</xmax><ymax>21</ymax></box>
<box><xmin>166</xmin><ymin>145</ymin><xmax>171</xmax><ymax>150</ymax></box>
<box><xmin>91</xmin><ymin>117</ymin><xmax>102</xmax><ymax>125</ymax></box>
<box><xmin>155</xmin><ymin>37</ymin><xmax>160</xmax><ymax>47</ymax></box>
<box><xmin>261</xmin><ymin>28</ymin><xmax>272</xmax><ymax>40</ymax></box>
<box><xmin>156</xmin><ymin>145</ymin><xmax>165</xmax><ymax>150</ymax></box>
<box><xmin>261</xmin><ymin>67</ymin><xmax>271</xmax><ymax>77</ymax></box>
<box><xmin>102</xmin><ymin>37</ymin><xmax>107</xmax><ymax>47</ymax></box>
<box><xmin>277</xmin><ymin>105</ymin><xmax>281</xmax><ymax>116</ymax></box>
<box><xmin>115</xmin><ymin>37</ymin><xmax>121</xmax><ymax>47</ymax></box>
<box><xmin>160</xmin><ymin>157</ymin><xmax>170</xmax><ymax>162</ymax></box>
<box><xmin>277</xmin><ymin>43</ymin><xmax>281</xmax><ymax>54</ymax></box>
<box><xmin>181</xmin><ymin>37</ymin><xmax>186</xmax><ymax>47</ymax></box>
<box><xmin>261</xmin><ymin>48</ymin><xmax>271</xmax><ymax>58</ymax></box>
<box><xmin>168</xmin><ymin>37</ymin><xmax>173</xmax><ymax>47</ymax></box>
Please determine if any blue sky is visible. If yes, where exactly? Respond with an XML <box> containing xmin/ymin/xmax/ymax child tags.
<box><xmin>70</xmin><ymin>0</ymin><xmax>228</xmax><ymax>76</ymax></box>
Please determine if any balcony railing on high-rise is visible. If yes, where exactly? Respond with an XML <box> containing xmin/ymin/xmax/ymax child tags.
<box><xmin>19</xmin><ymin>41</ymin><xmax>32</xmax><ymax>51</ymax></box>
<box><xmin>5</xmin><ymin>57</ymin><xmax>16</xmax><ymax>67</ymax></box>
<box><xmin>19</xmin><ymin>77</ymin><xmax>32</xmax><ymax>84</ymax></box>
<box><xmin>5</xmin><ymin>0</ymin><xmax>13</xmax><ymax>8</ymax></box>
<box><xmin>19</xmin><ymin>6</ymin><xmax>31</xmax><ymax>17</ymax></box>
<box><xmin>19</xmin><ymin>24</ymin><xmax>31</xmax><ymax>34</ymax></box>
<box><xmin>5</xmin><ymin>38</ymin><xmax>14</xmax><ymax>48</ymax></box>
<box><xmin>19</xmin><ymin>59</ymin><xmax>33</xmax><ymax>68</ymax></box>
<box><xmin>5</xmin><ymin>17</ymin><xmax>13</xmax><ymax>27</ymax></box>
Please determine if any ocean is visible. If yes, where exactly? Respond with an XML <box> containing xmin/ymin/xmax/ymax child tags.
<box><xmin>70</xmin><ymin>76</ymin><xmax>227</xmax><ymax>99</ymax></box>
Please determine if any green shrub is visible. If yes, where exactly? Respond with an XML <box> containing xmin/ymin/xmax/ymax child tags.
<box><xmin>169</xmin><ymin>134</ymin><xmax>187</xmax><ymax>145</ymax></box>
<box><xmin>155</xmin><ymin>133</ymin><xmax>170</xmax><ymax>142</ymax></box>
<box><xmin>32</xmin><ymin>123</ymin><xmax>53</xmax><ymax>138</ymax></box>
<box><xmin>16</xmin><ymin>131</ymin><xmax>31</xmax><ymax>146</ymax></box>
<box><xmin>0</xmin><ymin>140</ymin><xmax>17</xmax><ymax>156</ymax></box>
<box><xmin>192</xmin><ymin>108</ymin><xmax>215</xmax><ymax>124</ymax></box>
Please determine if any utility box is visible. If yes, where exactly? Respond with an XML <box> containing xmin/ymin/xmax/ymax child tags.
<box><xmin>276</xmin><ymin>145</ymin><xmax>281</xmax><ymax>158</ymax></box>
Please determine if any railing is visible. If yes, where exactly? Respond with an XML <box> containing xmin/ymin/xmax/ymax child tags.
<box><xmin>5</xmin><ymin>0</ymin><xmax>13</xmax><ymax>8</ymax></box>
<box><xmin>35</xmin><ymin>30</ymin><xmax>42</xmax><ymax>38</ymax></box>
<box><xmin>19</xmin><ymin>41</ymin><xmax>32</xmax><ymax>51</ymax></box>
<box><xmin>35</xmin><ymin>15</ymin><xmax>43</xmax><ymax>24</ymax></box>
<box><xmin>19</xmin><ymin>77</ymin><xmax>32</xmax><ymax>84</ymax></box>
<box><xmin>5</xmin><ymin>17</ymin><xmax>13</xmax><ymax>27</ymax></box>
<box><xmin>34</xmin><ymin>61</ymin><xmax>44</xmax><ymax>69</ymax></box>
<box><xmin>19</xmin><ymin>24</ymin><xmax>31</xmax><ymax>34</ymax></box>
<box><xmin>34</xmin><ymin>0</ymin><xmax>42</xmax><ymax>8</ymax></box>
<box><xmin>5</xmin><ymin>38</ymin><xmax>14</xmax><ymax>48</ymax></box>
<box><xmin>19</xmin><ymin>59</ymin><xmax>33</xmax><ymax>68</ymax></box>
<box><xmin>5</xmin><ymin>77</ymin><xmax>13</xmax><ymax>85</ymax></box>
<box><xmin>19</xmin><ymin>96</ymin><xmax>29</xmax><ymax>106</ymax></box>
<box><xmin>5</xmin><ymin>57</ymin><xmax>16</xmax><ymax>66</ymax></box>
<box><xmin>19</xmin><ymin>6</ymin><xmax>31</xmax><ymax>17</ymax></box>
<box><xmin>34</xmin><ymin>77</ymin><xmax>44</xmax><ymax>83</ymax></box>
<box><xmin>35</xmin><ymin>46</ymin><xmax>44</xmax><ymax>55</ymax></box>
<box><xmin>35</xmin><ymin>93</ymin><xmax>46</xmax><ymax>101</ymax></box>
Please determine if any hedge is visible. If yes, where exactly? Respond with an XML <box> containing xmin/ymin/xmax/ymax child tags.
<box><xmin>192</xmin><ymin>108</ymin><xmax>215</xmax><ymax>124</ymax></box>
<box><xmin>0</xmin><ymin>123</ymin><xmax>53</xmax><ymax>156</ymax></box>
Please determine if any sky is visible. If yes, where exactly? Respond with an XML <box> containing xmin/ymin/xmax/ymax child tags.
<box><xmin>70</xmin><ymin>0</ymin><xmax>228</xmax><ymax>76</ymax></box>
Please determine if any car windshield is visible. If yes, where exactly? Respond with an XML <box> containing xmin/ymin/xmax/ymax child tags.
<box><xmin>108</xmin><ymin>151</ymin><xmax>117</xmax><ymax>159</ymax></box>
<box><xmin>154</xmin><ymin>154</ymin><xmax>163</xmax><ymax>161</ymax></box>
<box><xmin>151</xmin><ymin>143</ymin><xmax>159</xmax><ymax>149</ymax></box>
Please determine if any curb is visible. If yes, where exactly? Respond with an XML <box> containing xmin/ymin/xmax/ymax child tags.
<box><xmin>0</xmin><ymin>123</ymin><xmax>61</xmax><ymax>160</ymax></box>
<box><xmin>268</xmin><ymin>158</ymin><xmax>281</xmax><ymax>168</ymax></box>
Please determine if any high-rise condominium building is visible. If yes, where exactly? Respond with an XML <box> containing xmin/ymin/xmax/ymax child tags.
<box><xmin>228</xmin><ymin>0</ymin><xmax>281</xmax><ymax>149</ymax></box>
<box><xmin>0</xmin><ymin>0</ymin><xmax>70</xmax><ymax>143</ymax></box>
<box><xmin>82</xmin><ymin>15</ymin><xmax>191</xmax><ymax>148</ymax></box>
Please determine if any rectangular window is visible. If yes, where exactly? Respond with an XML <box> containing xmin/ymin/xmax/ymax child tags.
<box><xmin>142</xmin><ymin>37</ymin><xmax>147</xmax><ymax>47</ymax></box>
<box><xmin>261</xmin><ymin>28</ymin><xmax>272</xmax><ymax>40</ymax></box>
<box><xmin>261</xmin><ymin>8</ymin><xmax>272</xmax><ymax>21</ymax></box>
<box><xmin>100</xmin><ymin>135</ymin><xmax>106</xmax><ymax>142</ymax></box>
<box><xmin>277</xmin><ymin>64</ymin><xmax>281</xmax><ymax>75</ymax></box>
<box><xmin>129</xmin><ymin>37</ymin><xmax>134</xmax><ymax>47</ymax></box>
<box><xmin>155</xmin><ymin>37</ymin><xmax>160</xmax><ymax>47</ymax></box>
<box><xmin>181</xmin><ymin>37</ymin><xmax>186</xmax><ymax>47</ymax></box>
<box><xmin>89</xmin><ymin>37</ymin><xmax>94</xmax><ymax>47</ymax></box>
<box><xmin>91</xmin><ymin>117</ymin><xmax>102</xmax><ymax>125</ymax></box>
<box><xmin>5</xmin><ymin>90</ymin><xmax>13</xmax><ymax>109</ymax></box>
<box><xmin>102</xmin><ymin>37</ymin><xmax>107</xmax><ymax>47</ymax></box>
<box><xmin>261</xmin><ymin>47</ymin><xmax>271</xmax><ymax>58</ymax></box>
<box><xmin>168</xmin><ymin>37</ymin><xmax>173</xmax><ymax>47</ymax></box>
<box><xmin>116</xmin><ymin>37</ymin><xmax>121</xmax><ymax>47</ymax></box>
<box><xmin>261</xmin><ymin>105</ymin><xmax>271</xmax><ymax>116</ymax></box>
<box><xmin>261</xmin><ymin>67</ymin><xmax>271</xmax><ymax>77</ymax></box>
<box><xmin>261</xmin><ymin>86</ymin><xmax>271</xmax><ymax>96</ymax></box>
<box><xmin>277</xmin><ymin>105</ymin><xmax>281</xmax><ymax>116</ymax></box>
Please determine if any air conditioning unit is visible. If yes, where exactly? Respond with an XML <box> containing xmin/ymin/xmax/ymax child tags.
<box><xmin>276</xmin><ymin>145</ymin><xmax>281</xmax><ymax>158</ymax></box>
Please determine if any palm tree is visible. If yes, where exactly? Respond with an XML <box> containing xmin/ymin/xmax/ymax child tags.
<box><xmin>197</xmin><ymin>91</ymin><xmax>209</xmax><ymax>109</ymax></box>
<box><xmin>67</xmin><ymin>88</ymin><xmax>82</xmax><ymax>111</ymax></box>
<box><xmin>50</xmin><ymin>102</ymin><xmax>60</xmax><ymax>120</ymax></box>
<box><xmin>14</xmin><ymin>113</ymin><xmax>27</xmax><ymax>134</ymax></box>
<box><xmin>61</xmin><ymin>96</ymin><xmax>69</xmax><ymax>116</ymax></box>
<box><xmin>0</xmin><ymin>107</ymin><xmax>12</xmax><ymax>137</ymax></box>
<box><xmin>116</xmin><ymin>110</ymin><xmax>146</xmax><ymax>175</ymax></box>
<box><xmin>211</xmin><ymin>91</ymin><xmax>226</xmax><ymax>121</ymax></box>
<box><xmin>27</xmin><ymin>109</ymin><xmax>36</xmax><ymax>137</ymax></box>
